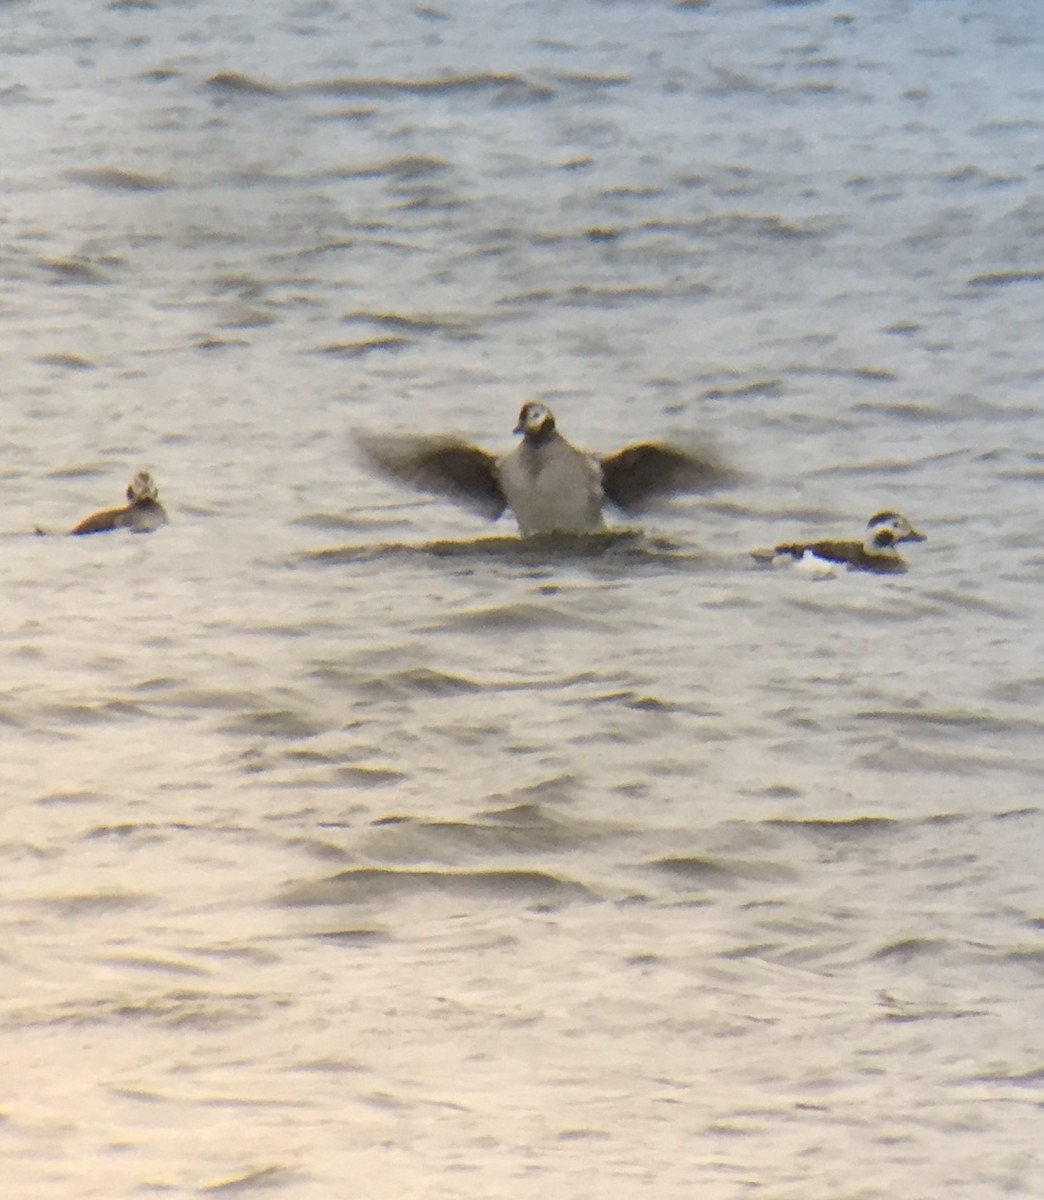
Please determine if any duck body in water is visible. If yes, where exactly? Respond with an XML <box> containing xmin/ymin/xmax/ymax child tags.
<box><xmin>354</xmin><ymin>402</ymin><xmax>733</xmax><ymax>537</ymax></box>
<box><xmin>69</xmin><ymin>470</ymin><xmax>168</xmax><ymax>535</ymax></box>
<box><xmin>754</xmin><ymin>511</ymin><xmax>926</xmax><ymax>575</ymax></box>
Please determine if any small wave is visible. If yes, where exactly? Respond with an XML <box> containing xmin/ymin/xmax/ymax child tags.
<box><xmin>205</xmin><ymin>71</ymin><xmax>284</xmax><ymax>97</ymax></box>
<box><xmin>787</xmin><ymin>363</ymin><xmax>898</xmax><ymax>383</ymax></box>
<box><xmin>135</xmin><ymin>684</ymin><xmax>276</xmax><ymax>712</ymax></box>
<box><xmin>702</xmin><ymin>378</ymin><xmax>785</xmax><ymax>401</ymax></box>
<box><xmin>35</xmin><ymin>891</ymin><xmax>152</xmax><ymax>915</ymax></box>
<box><xmin>752</xmin><ymin>783</ymin><xmax>803</xmax><ymax>801</ymax></box>
<box><xmin>857</xmin><ymin>743</ymin><xmax>1044</xmax><ymax>776</ymax></box>
<box><xmin>346</xmin><ymin>667</ymin><xmax>482</xmax><ymax>701</ymax></box>
<box><xmin>297</xmin><ymin>73</ymin><xmax>555</xmax><ymax>103</ymax></box>
<box><xmin>870</xmin><ymin>937</ymin><xmax>951</xmax><ymax>963</ymax></box>
<box><xmin>95</xmin><ymin>954</ymin><xmax>211</xmax><ymax>978</ymax></box>
<box><xmin>649</xmin><ymin>855</ymin><xmax>797</xmax><ymax>887</ymax></box>
<box><xmin>66</xmin><ymin>166</ymin><xmax>171</xmax><ymax>192</ymax></box>
<box><xmin>199</xmin><ymin>1166</ymin><xmax>303</xmax><ymax>1194</ymax></box>
<box><xmin>1005</xmin><ymin>948</ymin><xmax>1044</xmax><ymax>971</ymax></box>
<box><xmin>358</xmin><ymin>809</ymin><xmax>592</xmax><ymax>862</ymax></box>
<box><xmin>328</xmin><ymin>155</ymin><xmax>449</xmax><ymax>181</ymax></box>
<box><xmin>483</xmin><ymin>777</ymin><xmax>585</xmax><ymax>809</ymax></box>
<box><xmin>583</xmin><ymin>690</ymin><xmax>721</xmax><ymax>719</ymax></box>
<box><xmin>766</xmin><ymin>816</ymin><xmax>902</xmax><ymax>843</ymax></box>
<box><xmin>710</xmin><ymin>500</ymin><xmax>840</xmax><ymax>525</ymax></box>
<box><xmin>85</xmin><ymin>822</ymin><xmax>186</xmax><ymax>840</ymax></box>
<box><xmin>549</xmin><ymin>71</ymin><xmax>629</xmax><ymax>90</ymax></box>
<box><xmin>701</xmin><ymin>68</ymin><xmax>773</xmax><ymax>97</ymax></box>
<box><xmin>316</xmin><ymin>336</ymin><xmax>412</xmax><ymax>358</ymax></box>
<box><xmin>963</xmin><ymin>1066</ymin><xmax>1044</xmax><ymax>1088</ymax></box>
<box><xmin>920</xmin><ymin>589</ymin><xmax>1024</xmax><ymax>619</ymax></box>
<box><xmin>643</xmin><ymin>214</ymin><xmax>831</xmax><ymax>241</ymax></box>
<box><xmin>281</xmin><ymin>866</ymin><xmax>593</xmax><ymax>907</ymax></box>
<box><xmin>2</xmin><ymin>991</ymin><xmax>271</xmax><ymax>1031</ymax></box>
<box><xmin>40</xmin><ymin>701</ymin><xmax>148</xmax><ymax>726</ymax></box>
<box><xmin>139</xmin><ymin>66</ymin><xmax>178</xmax><ymax>82</ymax></box>
<box><xmin>38</xmin><ymin>261</ymin><xmax>108</xmax><ymax>286</ymax></box>
<box><xmin>333</xmin><ymin>766</ymin><xmax>407</xmax><ymax>787</ymax></box>
<box><xmin>851</xmin><ymin>401</ymin><xmax>955</xmax><ymax>424</ymax></box>
<box><xmin>559</xmin><ymin>282</ymin><xmax>712</xmax><ymax>308</ymax></box>
<box><xmin>35</xmin><ymin>790</ymin><xmax>108</xmax><ymax>808</ymax></box>
<box><xmin>806</xmin><ymin>448</ymin><xmax>965</xmax><ymax>477</ymax></box>
<box><xmin>309</xmin><ymin>928</ymin><xmax>390</xmax><ymax>946</ymax></box>
<box><xmin>0</xmin><ymin>83</ymin><xmax>39</xmax><ymax>105</ymax></box>
<box><xmin>290</xmin><ymin>512</ymin><xmax>405</xmax><ymax>533</ymax></box>
<box><xmin>219</xmin><ymin>709</ymin><xmax>326</xmax><ymax>739</ymax></box>
<box><xmin>876</xmin><ymin>997</ymin><xmax>986</xmax><ymax>1024</ymax></box>
<box><xmin>195</xmin><ymin>335</ymin><xmax>249</xmax><ymax>351</ymax></box>
<box><xmin>340</xmin><ymin>310</ymin><xmax>481</xmax><ymax>340</ymax></box>
<box><xmin>990</xmin><ymin>676</ymin><xmax>1044</xmax><ymax>705</ymax></box>
<box><xmin>998</xmin><ymin>466</ymin><xmax>1044</xmax><ymax>482</ymax></box>
<box><xmin>423</xmin><ymin>602</ymin><xmax>613</xmax><ymax>635</ymax></box>
<box><xmin>783</xmin><ymin>597</ymin><xmax>945</xmax><ymax>626</ymax></box>
<box><xmin>968</xmin><ymin>269</ymin><xmax>1044</xmax><ymax>288</ymax></box>
<box><xmin>315</xmin><ymin>660</ymin><xmax>590</xmax><ymax>702</ymax></box>
<box><xmin>857</xmin><ymin>708</ymin><xmax>1042</xmax><ymax>736</ymax></box>
<box><xmin>43</xmin><ymin>463</ymin><xmax>109</xmax><ymax>480</ymax></box>
<box><xmin>217</xmin><ymin>306</ymin><xmax>277</xmax><ymax>330</ymax></box>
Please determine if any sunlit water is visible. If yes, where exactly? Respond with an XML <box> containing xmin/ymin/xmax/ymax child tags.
<box><xmin>2</xmin><ymin>1</ymin><xmax>1043</xmax><ymax>1196</ymax></box>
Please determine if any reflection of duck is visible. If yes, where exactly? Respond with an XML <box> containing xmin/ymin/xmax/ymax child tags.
<box><xmin>755</xmin><ymin>511</ymin><xmax>926</xmax><ymax>575</ymax></box>
<box><xmin>355</xmin><ymin>402</ymin><xmax>733</xmax><ymax>537</ymax></box>
<box><xmin>70</xmin><ymin>470</ymin><xmax>168</xmax><ymax>535</ymax></box>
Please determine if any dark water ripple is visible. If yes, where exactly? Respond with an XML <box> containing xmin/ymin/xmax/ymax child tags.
<box><xmin>856</xmin><ymin>708</ymin><xmax>1044</xmax><ymax>737</ymax></box>
<box><xmin>3</xmin><ymin>991</ymin><xmax>275</xmax><ymax>1031</ymax></box>
<box><xmin>649</xmin><ymin>854</ymin><xmax>799</xmax><ymax>888</ymax></box>
<box><xmin>281</xmin><ymin>866</ymin><xmax>594</xmax><ymax>908</ymax></box>
<box><xmin>358</xmin><ymin>808</ymin><xmax>603</xmax><ymax>862</ymax></box>
<box><xmin>295</xmin><ymin>72</ymin><xmax>562</xmax><ymax>103</ymax></box>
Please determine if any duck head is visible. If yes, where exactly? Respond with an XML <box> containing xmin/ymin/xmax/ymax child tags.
<box><xmin>513</xmin><ymin>402</ymin><xmax>556</xmax><ymax>442</ymax></box>
<box><xmin>863</xmin><ymin>510</ymin><xmax>926</xmax><ymax>553</ymax></box>
<box><xmin>127</xmin><ymin>470</ymin><xmax>159</xmax><ymax>504</ymax></box>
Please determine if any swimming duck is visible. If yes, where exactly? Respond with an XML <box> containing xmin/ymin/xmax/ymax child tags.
<box><xmin>756</xmin><ymin>511</ymin><xmax>926</xmax><ymax>574</ymax></box>
<box><xmin>69</xmin><ymin>470</ymin><xmax>168</xmax><ymax>535</ymax></box>
<box><xmin>354</xmin><ymin>402</ymin><xmax>733</xmax><ymax>537</ymax></box>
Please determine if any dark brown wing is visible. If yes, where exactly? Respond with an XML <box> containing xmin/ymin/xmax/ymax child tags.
<box><xmin>771</xmin><ymin>539</ymin><xmax>909</xmax><ymax>573</ymax></box>
<box><xmin>773</xmin><ymin>539</ymin><xmax>854</xmax><ymax>564</ymax></box>
<box><xmin>599</xmin><ymin>441</ymin><xmax>735</xmax><ymax>515</ymax></box>
<box><xmin>69</xmin><ymin>505</ymin><xmax>129</xmax><ymax>535</ymax></box>
<box><xmin>354</xmin><ymin>432</ymin><xmax>506</xmax><ymax>520</ymax></box>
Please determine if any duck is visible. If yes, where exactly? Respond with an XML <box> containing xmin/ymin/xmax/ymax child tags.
<box><xmin>354</xmin><ymin>401</ymin><xmax>733</xmax><ymax>537</ymax></box>
<box><xmin>755</xmin><ymin>511</ymin><xmax>926</xmax><ymax>575</ymax></box>
<box><xmin>69</xmin><ymin>470</ymin><xmax>168</xmax><ymax>535</ymax></box>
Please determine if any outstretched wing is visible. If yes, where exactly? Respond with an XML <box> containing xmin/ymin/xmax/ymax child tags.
<box><xmin>354</xmin><ymin>431</ymin><xmax>507</xmax><ymax>520</ymax></box>
<box><xmin>599</xmin><ymin>441</ymin><xmax>735</xmax><ymax>515</ymax></box>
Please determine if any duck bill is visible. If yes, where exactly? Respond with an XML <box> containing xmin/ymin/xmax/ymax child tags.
<box><xmin>903</xmin><ymin>528</ymin><xmax>927</xmax><ymax>543</ymax></box>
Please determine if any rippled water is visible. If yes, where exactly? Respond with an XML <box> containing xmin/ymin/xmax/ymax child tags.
<box><xmin>3</xmin><ymin>1</ymin><xmax>1044</xmax><ymax>1196</ymax></box>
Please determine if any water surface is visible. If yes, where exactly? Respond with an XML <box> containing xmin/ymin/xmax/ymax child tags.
<box><xmin>2</xmin><ymin>1</ymin><xmax>1043</xmax><ymax>1197</ymax></box>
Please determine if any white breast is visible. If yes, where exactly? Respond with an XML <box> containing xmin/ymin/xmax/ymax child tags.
<box><xmin>496</xmin><ymin>437</ymin><xmax>605</xmax><ymax>536</ymax></box>
<box><xmin>793</xmin><ymin>548</ymin><xmax>838</xmax><ymax>579</ymax></box>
